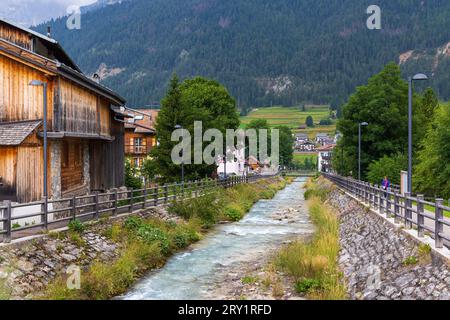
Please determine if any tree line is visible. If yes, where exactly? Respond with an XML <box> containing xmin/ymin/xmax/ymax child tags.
<box><xmin>333</xmin><ymin>63</ymin><xmax>449</xmax><ymax>199</ymax></box>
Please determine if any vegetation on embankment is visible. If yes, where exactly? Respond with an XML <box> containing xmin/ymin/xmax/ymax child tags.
<box><xmin>43</xmin><ymin>177</ymin><xmax>289</xmax><ymax>300</ymax></box>
<box><xmin>276</xmin><ymin>177</ymin><xmax>346</xmax><ymax>300</ymax></box>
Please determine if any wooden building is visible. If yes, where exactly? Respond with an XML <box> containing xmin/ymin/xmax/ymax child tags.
<box><xmin>124</xmin><ymin>108</ymin><xmax>158</xmax><ymax>167</ymax></box>
<box><xmin>0</xmin><ymin>19</ymin><xmax>127</xmax><ymax>203</ymax></box>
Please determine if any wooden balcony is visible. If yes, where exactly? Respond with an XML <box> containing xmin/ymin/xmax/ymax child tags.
<box><xmin>125</xmin><ymin>145</ymin><xmax>151</xmax><ymax>155</ymax></box>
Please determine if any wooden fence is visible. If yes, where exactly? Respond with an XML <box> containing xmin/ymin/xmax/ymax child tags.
<box><xmin>323</xmin><ymin>173</ymin><xmax>450</xmax><ymax>249</ymax></box>
<box><xmin>0</xmin><ymin>175</ymin><xmax>273</xmax><ymax>243</ymax></box>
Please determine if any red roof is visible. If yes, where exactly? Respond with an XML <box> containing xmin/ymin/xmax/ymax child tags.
<box><xmin>316</xmin><ymin>144</ymin><xmax>336</xmax><ymax>151</ymax></box>
<box><xmin>124</xmin><ymin>108</ymin><xmax>159</xmax><ymax>134</ymax></box>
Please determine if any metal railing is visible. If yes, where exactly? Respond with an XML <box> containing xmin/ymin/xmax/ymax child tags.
<box><xmin>125</xmin><ymin>145</ymin><xmax>151</xmax><ymax>155</ymax></box>
<box><xmin>323</xmin><ymin>173</ymin><xmax>450</xmax><ymax>249</ymax></box>
<box><xmin>0</xmin><ymin>174</ymin><xmax>272</xmax><ymax>243</ymax></box>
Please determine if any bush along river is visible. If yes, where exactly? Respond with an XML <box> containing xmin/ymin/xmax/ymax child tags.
<box><xmin>121</xmin><ymin>177</ymin><xmax>314</xmax><ymax>300</ymax></box>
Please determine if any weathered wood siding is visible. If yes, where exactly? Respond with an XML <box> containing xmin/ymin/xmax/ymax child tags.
<box><xmin>61</xmin><ymin>140</ymin><xmax>84</xmax><ymax>192</ymax></box>
<box><xmin>0</xmin><ymin>22</ymin><xmax>31</xmax><ymax>50</ymax></box>
<box><xmin>90</xmin><ymin>120</ymin><xmax>124</xmax><ymax>191</ymax></box>
<box><xmin>0</xmin><ymin>54</ymin><xmax>54</xmax><ymax>127</ymax></box>
<box><xmin>16</xmin><ymin>146</ymin><xmax>44</xmax><ymax>203</ymax></box>
<box><xmin>14</xmin><ymin>133</ymin><xmax>49</xmax><ymax>203</ymax></box>
<box><xmin>0</xmin><ymin>147</ymin><xmax>17</xmax><ymax>200</ymax></box>
<box><xmin>59</xmin><ymin>78</ymin><xmax>111</xmax><ymax>135</ymax></box>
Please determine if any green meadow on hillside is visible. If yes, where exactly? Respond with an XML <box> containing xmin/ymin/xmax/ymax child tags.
<box><xmin>240</xmin><ymin>106</ymin><xmax>336</xmax><ymax>139</ymax></box>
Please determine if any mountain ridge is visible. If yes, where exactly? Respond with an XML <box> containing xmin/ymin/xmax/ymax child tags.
<box><xmin>33</xmin><ymin>0</ymin><xmax>450</xmax><ymax>111</ymax></box>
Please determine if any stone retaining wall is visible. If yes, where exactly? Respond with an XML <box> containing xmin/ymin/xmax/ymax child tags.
<box><xmin>327</xmin><ymin>186</ymin><xmax>450</xmax><ymax>300</ymax></box>
<box><xmin>0</xmin><ymin>206</ymin><xmax>175</xmax><ymax>299</ymax></box>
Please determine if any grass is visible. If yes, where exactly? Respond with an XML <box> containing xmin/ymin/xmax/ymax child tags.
<box><xmin>43</xmin><ymin>177</ymin><xmax>289</xmax><ymax>300</ymax></box>
<box><xmin>275</xmin><ymin>179</ymin><xmax>346</xmax><ymax>300</ymax></box>
<box><xmin>241</xmin><ymin>276</ymin><xmax>258</xmax><ymax>284</ymax></box>
<box><xmin>239</xmin><ymin>105</ymin><xmax>336</xmax><ymax>139</ymax></box>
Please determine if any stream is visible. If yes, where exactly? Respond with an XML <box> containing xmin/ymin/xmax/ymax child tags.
<box><xmin>120</xmin><ymin>177</ymin><xmax>314</xmax><ymax>300</ymax></box>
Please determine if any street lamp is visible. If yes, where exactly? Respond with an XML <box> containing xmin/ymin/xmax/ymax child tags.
<box><xmin>174</xmin><ymin>125</ymin><xmax>184</xmax><ymax>184</ymax></box>
<box><xmin>29</xmin><ymin>80</ymin><xmax>48</xmax><ymax>199</ymax></box>
<box><xmin>407</xmin><ymin>73</ymin><xmax>428</xmax><ymax>193</ymax></box>
<box><xmin>358</xmin><ymin>122</ymin><xmax>368</xmax><ymax>181</ymax></box>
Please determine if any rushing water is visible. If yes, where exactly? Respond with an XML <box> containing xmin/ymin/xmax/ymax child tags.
<box><xmin>120</xmin><ymin>177</ymin><xmax>314</xmax><ymax>300</ymax></box>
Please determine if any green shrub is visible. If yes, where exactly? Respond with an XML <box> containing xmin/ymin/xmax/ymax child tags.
<box><xmin>168</xmin><ymin>193</ymin><xmax>221</xmax><ymax>228</ymax></box>
<box><xmin>168</xmin><ymin>200</ymin><xmax>193</xmax><ymax>219</ymax></box>
<box><xmin>224</xmin><ymin>207</ymin><xmax>243</xmax><ymax>221</ymax></box>
<box><xmin>241</xmin><ymin>276</ymin><xmax>258</xmax><ymax>284</ymax></box>
<box><xmin>68</xmin><ymin>219</ymin><xmax>86</xmax><ymax>234</ymax></box>
<box><xmin>124</xmin><ymin>216</ymin><xmax>143</xmax><ymax>230</ymax></box>
<box><xmin>295</xmin><ymin>278</ymin><xmax>322</xmax><ymax>293</ymax></box>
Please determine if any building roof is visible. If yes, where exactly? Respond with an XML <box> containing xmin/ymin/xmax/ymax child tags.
<box><xmin>317</xmin><ymin>144</ymin><xmax>336</xmax><ymax>151</ymax></box>
<box><xmin>0</xmin><ymin>120</ymin><xmax>42</xmax><ymax>146</ymax></box>
<box><xmin>124</xmin><ymin>108</ymin><xmax>159</xmax><ymax>134</ymax></box>
<box><xmin>0</xmin><ymin>19</ymin><xmax>126</xmax><ymax>106</ymax></box>
<box><xmin>316</xmin><ymin>133</ymin><xmax>329</xmax><ymax>137</ymax></box>
<box><xmin>0</xmin><ymin>19</ymin><xmax>80</xmax><ymax>72</ymax></box>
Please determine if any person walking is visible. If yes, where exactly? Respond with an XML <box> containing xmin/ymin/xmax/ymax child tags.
<box><xmin>381</xmin><ymin>176</ymin><xmax>390</xmax><ymax>198</ymax></box>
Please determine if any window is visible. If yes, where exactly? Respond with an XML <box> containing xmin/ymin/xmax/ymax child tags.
<box><xmin>134</xmin><ymin>138</ymin><xmax>143</xmax><ymax>146</ymax></box>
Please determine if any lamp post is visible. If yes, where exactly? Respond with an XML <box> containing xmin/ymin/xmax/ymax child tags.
<box><xmin>407</xmin><ymin>73</ymin><xmax>428</xmax><ymax>193</ymax></box>
<box><xmin>358</xmin><ymin>122</ymin><xmax>368</xmax><ymax>181</ymax></box>
<box><xmin>174</xmin><ymin>125</ymin><xmax>184</xmax><ymax>184</ymax></box>
<box><xmin>29</xmin><ymin>80</ymin><xmax>48</xmax><ymax>199</ymax></box>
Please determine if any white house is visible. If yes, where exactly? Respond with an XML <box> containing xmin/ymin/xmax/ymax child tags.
<box><xmin>317</xmin><ymin>144</ymin><xmax>335</xmax><ymax>172</ymax></box>
<box><xmin>217</xmin><ymin>147</ymin><xmax>246</xmax><ymax>176</ymax></box>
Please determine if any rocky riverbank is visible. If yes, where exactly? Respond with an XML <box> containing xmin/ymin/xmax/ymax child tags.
<box><xmin>325</xmin><ymin>181</ymin><xmax>450</xmax><ymax>300</ymax></box>
<box><xmin>0</xmin><ymin>206</ymin><xmax>173</xmax><ymax>300</ymax></box>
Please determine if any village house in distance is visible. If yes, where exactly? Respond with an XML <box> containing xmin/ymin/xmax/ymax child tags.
<box><xmin>123</xmin><ymin>108</ymin><xmax>159</xmax><ymax>168</ymax></box>
<box><xmin>0</xmin><ymin>19</ymin><xmax>127</xmax><ymax>203</ymax></box>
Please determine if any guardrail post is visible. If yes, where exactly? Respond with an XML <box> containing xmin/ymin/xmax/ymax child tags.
<box><xmin>435</xmin><ymin>199</ymin><xmax>444</xmax><ymax>248</ymax></box>
<box><xmin>113</xmin><ymin>189</ymin><xmax>118</xmax><ymax>216</ymax></box>
<box><xmin>143</xmin><ymin>187</ymin><xmax>147</xmax><ymax>209</ymax></box>
<box><xmin>386</xmin><ymin>188</ymin><xmax>392</xmax><ymax>218</ymax></box>
<box><xmin>363</xmin><ymin>182</ymin><xmax>367</xmax><ymax>204</ymax></box>
<box><xmin>164</xmin><ymin>184</ymin><xmax>168</xmax><ymax>203</ymax></box>
<box><xmin>129</xmin><ymin>188</ymin><xmax>134</xmax><ymax>213</ymax></box>
<box><xmin>372</xmin><ymin>185</ymin><xmax>376</xmax><ymax>209</ymax></box>
<box><xmin>417</xmin><ymin>194</ymin><xmax>424</xmax><ymax>238</ymax></box>
<box><xmin>71</xmin><ymin>196</ymin><xmax>76</xmax><ymax>221</ymax></box>
<box><xmin>153</xmin><ymin>185</ymin><xmax>158</xmax><ymax>206</ymax></box>
<box><xmin>380</xmin><ymin>187</ymin><xmax>385</xmax><ymax>215</ymax></box>
<box><xmin>394</xmin><ymin>191</ymin><xmax>400</xmax><ymax>224</ymax></box>
<box><xmin>94</xmin><ymin>192</ymin><xmax>100</xmax><ymax>219</ymax></box>
<box><xmin>4</xmin><ymin>200</ymin><xmax>11</xmax><ymax>243</ymax></box>
<box><xmin>41</xmin><ymin>196</ymin><xmax>48</xmax><ymax>231</ymax></box>
<box><xmin>404</xmin><ymin>192</ymin><xmax>412</xmax><ymax>229</ymax></box>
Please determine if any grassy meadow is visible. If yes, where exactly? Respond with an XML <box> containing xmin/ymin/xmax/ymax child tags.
<box><xmin>240</xmin><ymin>105</ymin><xmax>337</xmax><ymax>139</ymax></box>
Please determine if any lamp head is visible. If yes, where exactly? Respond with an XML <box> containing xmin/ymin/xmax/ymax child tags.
<box><xmin>360</xmin><ymin>122</ymin><xmax>369</xmax><ymax>126</ymax></box>
<box><xmin>29</xmin><ymin>80</ymin><xmax>44</xmax><ymax>86</ymax></box>
<box><xmin>412</xmin><ymin>73</ymin><xmax>428</xmax><ymax>81</ymax></box>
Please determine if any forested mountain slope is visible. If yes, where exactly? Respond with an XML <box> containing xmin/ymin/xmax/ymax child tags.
<box><xmin>35</xmin><ymin>0</ymin><xmax>450</xmax><ymax>111</ymax></box>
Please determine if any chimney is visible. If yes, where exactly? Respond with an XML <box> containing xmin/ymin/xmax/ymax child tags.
<box><xmin>92</xmin><ymin>73</ymin><xmax>101</xmax><ymax>83</ymax></box>
<box><xmin>47</xmin><ymin>26</ymin><xmax>51</xmax><ymax>38</ymax></box>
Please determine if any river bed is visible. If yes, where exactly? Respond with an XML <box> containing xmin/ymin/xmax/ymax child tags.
<box><xmin>120</xmin><ymin>177</ymin><xmax>314</xmax><ymax>300</ymax></box>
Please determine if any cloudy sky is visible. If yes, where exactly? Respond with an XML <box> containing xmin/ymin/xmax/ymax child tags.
<box><xmin>0</xmin><ymin>0</ymin><xmax>97</xmax><ymax>26</ymax></box>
